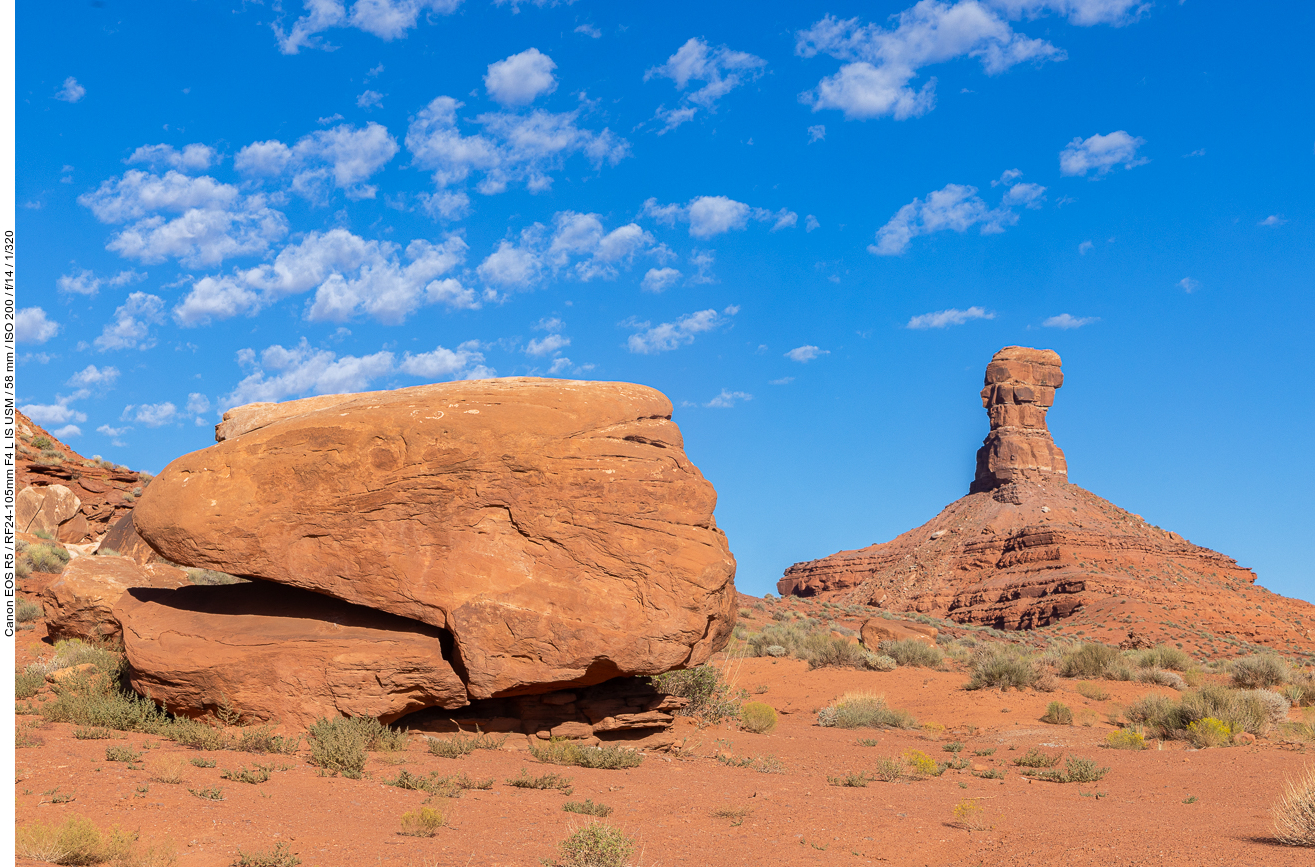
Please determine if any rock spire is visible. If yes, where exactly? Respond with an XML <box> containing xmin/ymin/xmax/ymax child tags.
<box><xmin>970</xmin><ymin>346</ymin><xmax>1067</xmax><ymax>493</ymax></box>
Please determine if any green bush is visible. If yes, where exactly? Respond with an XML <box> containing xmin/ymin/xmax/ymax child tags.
<box><xmin>551</xmin><ymin>823</ymin><xmax>634</xmax><ymax>867</ymax></box>
<box><xmin>106</xmin><ymin>745</ymin><xmax>142</xmax><ymax>763</ymax></box>
<box><xmin>1013</xmin><ymin>748</ymin><xmax>1061</xmax><ymax>769</ymax></box>
<box><xmin>32</xmin><ymin>435</ymin><xmax>53</xmax><ymax>449</ymax></box>
<box><xmin>1042</xmin><ymin>701</ymin><xmax>1073</xmax><ymax>725</ymax></box>
<box><xmin>965</xmin><ymin>645</ymin><xmax>1044</xmax><ymax>691</ymax></box>
<box><xmin>398</xmin><ymin>806</ymin><xmax>445</xmax><ymax>837</ymax></box>
<box><xmin>1231</xmin><ymin>654</ymin><xmax>1291</xmax><ymax>689</ymax></box>
<box><xmin>17</xmin><ymin>597</ymin><xmax>43</xmax><ymax>622</ymax></box>
<box><xmin>563</xmin><ymin>799</ymin><xmax>613</xmax><ymax>817</ymax></box>
<box><xmin>827</xmin><ymin>771</ymin><xmax>869</xmax><ymax>787</ymax></box>
<box><xmin>25</xmin><ymin>543</ymin><xmax>71</xmax><ymax>576</ymax></box>
<box><xmin>880</xmin><ymin>639</ymin><xmax>944</xmax><ymax>669</ymax></box>
<box><xmin>221</xmin><ymin>764</ymin><xmax>272</xmax><ymax>784</ymax></box>
<box><xmin>1133</xmin><ymin>645</ymin><xmax>1193</xmax><ymax>672</ymax></box>
<box><xmin>651</xmin><ymin>665</ymin><xmax>746</xmax><ymax>723</ymax></box>
<box><xmin>15</xmin><ymin>815</ymin><xmax>171</xmax><ymax>867</ymax></box>
<box><xmin>426</xmin><ymin>726</ymin><xmax>507</xmax><ymax>758</ymax></box>
<box><xmin>739</xmin><ymin>701</ymin><xmax>778</xmax><ymax>734</ymax></box>
<box><xmin>817</xmin><ymin>692</ymin><xmax>916</xmax><ymax>730</ymax></box>
<box><xmin>16</xmin><ymin>668</ymin><xmax>45</xmax><ymax>699</ymax></box>
<box><xmin>1135</xmin><ymin>668</ymin><xmax>1187</xmax><ymax>690</ymax></box>
<box><xmin>306</xmin><ymin>717</ymin><xmax>369</xmax><ymax>778</ymax></box>
<box><xmin>1059</xmin><ymin>643</ymin><xmax>1121</xmax><ymax>679</ymax></box>
<box><xmin>1037</xmin><ymin>756</ymin><xmax>1109</xmax><ymax>783</ymax></box>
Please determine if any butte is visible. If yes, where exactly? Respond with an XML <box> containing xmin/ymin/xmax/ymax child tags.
<box><xmin>778</xmin><ymin>346</ymin><xmax>1315</xmax><ymax>654</ymax></box>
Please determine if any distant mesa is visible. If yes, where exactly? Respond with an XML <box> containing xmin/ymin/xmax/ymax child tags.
<box><xmin>778</xmin><ymin>346</ymin><xmax>1314</xmax><ymax>654</ymax></box>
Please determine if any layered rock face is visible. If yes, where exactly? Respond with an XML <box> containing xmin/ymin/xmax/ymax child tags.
<box><xmin>778</xmin><ymin>347</ymin><xmax>1315</xmax><ymax>652</ymax></box>
<box><xmin>970</xmin><ymin>347</ymin><xmax>1067</xmax><ymax>493</ymax></box>
<box><xmin>43</xmin><ymin>556</ymin><xmax>188</xmax><ymax>641</ymax></box>
<box><xmin>123</xmin><ymin>378</ymin><xmax>737</xmax><ymax>731</ymax></box>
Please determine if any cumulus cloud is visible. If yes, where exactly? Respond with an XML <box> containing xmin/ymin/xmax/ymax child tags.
<box><xmin>1178</xmin><ymin>277</ymin><xmax>1199</xmax><ymax>293</ymax></box>
<box><xmin>575</xmin><ymin>24</ymin><xmax>601</xmax><ymax>38</ymax></box>
<box><xmin>1078</xmin><ymin>240</ymin><xmax>1094</xmax><ymax>254</ymax></box>
<box><xmin>405</xmin><ymin>96</ymin><xmax>629</xmax><ymax>197</ymax></box>
<box><xmin>21</xmin><ymin>397</ymin><xmax>88</xmax><ymax>426</ymax></box>
<box><xmin>785</xmin><ymin>345</ymin><xmax>829</xmax><ymax>362</ymax></box>
<box><xmin>1059</xmin><ymin>130</ymin><xmax>1147</xmax><ymax>177</ymax></box>
<box><xmin>1259</xmin><ymin>215</ymin><xmax>1287</xmax><ymax>227</ymax></box>
<box><xmin>174</xmin><ymin>229</ymin><xmax>474</xmax><ymax>326</ymax></box>
<box><xmin>870</xmin><ymin>173</ymin><xmax>1045</xmax><ymax>255</ymax></box>
<box><xmin>705</xmin><ymin>389</ymin><xmax>752</xmax><ymax>408</ymax></box>
<box><xmin>96</xmin><ymin>424</ymin><xmax>129</xmax><ymax>437</ymax></box>
<box><xmin>1042</xmin><ymin>313</ymin><xmax>1099</xmax><ymax>329</ymax></box>
<box><xmin>126</xmin><ymin>143</ymin><xmax>217</xmax><ymax>172</ymax></box>
<box><xmin>52</xmin><ymin>425</ymin><xmax>82</xmax><ymax>438</ymax></box>
<box><xmin>485</xmin><ymin>48</ymin><xmax>558</xmax><ymax>106</ymax></box>
<box><xmin>186</xmin><ymin>393</ymin><xmax>211</xmax><ymax>415</ymax></box>
<box><xmin>57</xmin><ymin>268</ymin><xmax>145</xmax><ymax>296</ymax></box>
<box><xmin>641</xmin><ymin>267</ymin><xmax>681</xmax><ymax>293</ymax></box>
<box><xmin>525</xmin><ymin>333</ymin><xmax>569</xmax><ymax>357</ymax></box>
<box><xmin>123</xmin><ymin>402</ymin><xmax>179</xmax><ymax>427</ymax></box>
<box><xmin>398</xmin><ymin>341</ymin><xmax>494</xmax><ymax>380</ymax></box>
<box><xmin>94</xmin><ymin>292</ymin><xmax>166</xmax><ymax>351</ymax></box>
<box><xmin>906</xmin><ymin>306</ymin><xmax>995</xmax><ymax>329</ymax></box>
<box><xmin>68</xmin><ymin>365</ymin><xmax>120</xmax><ymax>388</ymax></box>
<box><xmin>796</xmin><ymin>4</ymin><xmax>1063</xmax><ymax>121</ymax></box>
<box><xmin>475</xmin><ymin>212</ymin><xmax>657</xmax><ymax>290</ymax></box>
<box><xmin>356</xmin><ymin>90</ymin><xmax>384</xmax><ymax>109</ymax></box>
<box><xmin>645</xmin><ymin>38</ymin><xmax>767</xmax><ymax>132</ymax></box>
<box><xmin>16</xmin><ymin>307</ymin><xmax>61</xmax><ymax>344</ymax></box>
<box><xmin>55</xmin><ymin>76</ymin><xmax>86</xmax><ymax>103</ymax></box>
<box><xmin>641</xmin><ymin>195</ymin><xmax>798</xmax><ymax>238</ymax></box>
<box><xmin>808</xmin><ymin>125</ymin><xmax>826</xmax><ymax>143</ymax></box>
<box><xmin>235</xmin><ymin>122</ymin><xmax>399</xmax><ymax>201</ymax></box>
<box><xmin>627</xmin><ymin>306</ymin><xmax>737</xmax><ymax>354</ymax></box>
<box><xmin>990</xmin><ymin>0</ymin><xmax>1148</xmax><ymax>26</ymax></box>
<box><xmin>274</xmin><ymin>0</ymin><xmax>463</xmax><ymax>55</ymax></box>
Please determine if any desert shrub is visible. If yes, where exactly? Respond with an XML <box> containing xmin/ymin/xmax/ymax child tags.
<box><xmin>190</xmin><ymin>758</ymin><xmax>216</xmax><ymax>768</ymax></box>
<box><xmin>149</xmin><ymin>754</ymin><xmax>189</xmax><ymax>784</ymax></box>
<box><xmin>1037</xmin><ymin>756</ymin><xmax>1109</xmax><ymax>783</ymax></box>
<box><xmin>1133</xmin><ymin>645</ymin><xmax>1193</xmax><ymax>672</ymax></box>
<box><xmin>73</xmin><ymin>727</ymin><xmax>115</xmax><ymax>740</ymax></box>
<box><xmin>903</xmin><ymin>749</ymin><xmax>944</xmax><ymax>778</ymax></box>
<box><xmin>965</xmin><ymin>645</ymin><xmax>1044</xmax><ymax>691</ymax></box>
<box><xmin>879</xmin><ymin>639</ymin><xmax>944</xmax><ymax>669</ymax></box>
<box><xmin>168</xmin><ymin>720</ymin><xmax>235</xmax><ymax>751</ymax></box>
<box><xmin>306</xmin><ymin>717</ymin><xmax>369</xmax><ymax>778</ymax></box>
<box><xmin>106</xmin><ymin>745</ymin><xmax>142</xmax><ymax>763</ymax></box>
<box><xmin>1272</xmin><ymin>762</ymin><xmax>1315</xmax><ymax>846</ymax></box>
<box><xmin>25</xmin><ymin>542</ymin><xmax>72</xmax><ymax>576</ymax></box>
<box><xmin>41</xmin><ymin>682</ymin><xmax>171</xmax><ymax>735</ymax></box>
<box><xmin>235</xmin><ymin>726</ymin><xmax>300</xmax><ymax>755</ymax></box>
<box><xmin>952</xmin><ymin>798</ymin><xmax>988</xmax><ymax>831</ymax></box>
<box><xmin>530</xmin><ymin>740</ymin><xmax>643</xmax><ymax>770</ymax></box>
<box><xmin>740</xmin><ymin>701</ymin><xmax>778</xmax><ymax>734</ymax></box>
<box><xmin>17</xmin><ymin>668</ymin><xmax>46</xmax><ymax>699</ymax></box>
<box><xmin>1059</xmin><ymin>643</ymin><xmax>1121</xmax><ymax>679</ymax></box>
<box><xmin>1013</xmin><ymin>748</ymin><xmax>1062</xmax><ymax>769</ymax></box>
<box><xmin>17</xmin><ymin>597</ymin><xmax>44</xmax><ymax>622</ymax></box>
<box><xmin>564</xmin><ymin>799</ymin><xmax>613</xmax><ymax>817</ymax></box>
<box><xmin>1131</xmin><ymin>684</ymin><xmax>1274</xmax><ymax>740</ymax></box>
<box><xmin>32</xmin><ymin>435</ymin><xmax>53</xmax><ymax>449</ymax></box>
<box><xmin>808</xmin><ymin>637</ymin><xmax>893</xmax><ymax>671</ymax></box>
<box><xmin>1241</xmin><ymin>689</ymin><xmax>1293</xmax><ymax>725</ymax></box>
<box><xmin>426</xmin><ymin>726</ymin><xmax>507</xmax><ymax>758</ymax></box>
<box><xmin>1042</xmin><ymin>701</ymin><xmax>1073</xmax><ymax>725</ymax></box>
<box><xmin>398</xmin><ymin>806</ymin><xmax>445</xmax><ymax>837</ymax></box>
<box><xmin>816</xmin><ymin>692</ymin><xmax>916</xmax><ymax>730</ymax></box>
<box><xmin>184</xmin><ymin>568</ymin><xmax>245</xmax><ymax>586</ymax></box>
<box><xmin>15</xmin><ymin>815</ymin><xmax>174</xmax><ymax>867</ymax></box>
<box><xmin>650</xmin><ymin>664</ymin><xmax>745</xmax><ymax>724</ymax></box>
<box><xmin>1136</xmin><ymin>668</ymin><xmax>1186</xmax><ymax>690</ymax></box>
<box><xmin>1231</xmin><ymin>654</ymin><xmax>1291</xmax><ymax>689</ymax></box>
<box><xmin>1105</xmin><ymin>729</ymin><xmax>1147</xmax><ymax>750</ymax></box>
<box><xmin>1186</xmin><ymin>717</ymin><xmax>1233</xmax><ymax>748</ymax></box>
<box><xmin>827</xmin><ymin>771</ymin><xmax>869</xmax><ymax>787</ymax></box>
<box><xmin>742</xmin><ymin>620</ymin><xmax>891</xmax><ymax>671</ymax></box>
<box><xmin>232</xmin><ymin>842</ymin><xmax>300</xmax><ymax>867</ymax></box>
<box><xmin>1076</xmin><ymin>681</ymin><xmax>1110</xmax><ymax>701</ymax></box>
<box><xmin>1282</xmin><ymin>684</ymin><xmax>1308</xmax><ymax>707</ymax></box>
<box><xmin>873</xmin><ymin>756</ymin><xmax>905</xmax><ymax>782</ymax></box>
<box><xmin>550</xmin><ymin>823</ymin><xmax>635</xmax><ymax>867</ymax></box>
<box><xmin>221</xmin><ymin>764</ymin><xmax>272</xmax><ymax>784</ymax></box>
<box><xmin>506</xmin><ymin>768</ymin><xmax>574</xmax><ymax>794</ymax></box>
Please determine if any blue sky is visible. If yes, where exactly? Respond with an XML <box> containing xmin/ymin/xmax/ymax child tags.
<box><xmin>17</xmin><ymin>1</ymin><xmax>1314</xmax><ymax>603</ymax></box>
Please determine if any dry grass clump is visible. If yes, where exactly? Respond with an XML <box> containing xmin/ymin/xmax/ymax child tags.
<box><xmin>1129</xmin><ymin>684</ymin><xmax>1286</xmax><ymax>741</ymax></box>
<box><xmin>183</xmin><ymin>568</ymin><xmax>246</xmax><ymax>585</ymax></box>
<box><xmin>148</xmin><ymin>754</ymin><xmax>189</xmax><ymax>784</ymax></box>
<box><xmin>398</xmin><ymin>806</ymin><xmax>446</xmax><ymax>837</ymax></box>
<box><xmin>964</xmin><ymin>645</ymin><xmax>1047</xmax><ymax>691</ymax></box>
<box><xmin>817</xmin><ymin>692</ymin><xmax>917</xmax><ymax>730</ymax></box>
<box><xmin>426</xmin><ymin>727</ymin><xmax>508</xmax><ymax>758</ymax></box>
<box><xmin>231</xmin><ymin>841</ymin><xmax>301</xmax><ymax>867</ymax></box>
<box><xmin>1041</xmin><ymin>701</ymin><xmax>1074</xmax><ymax>725</ymax></box>
<box><xmin>739</xmin><ymin>701</ymin><xmax>778</xmax><ymax>734</ymax></box>
<box><xmin>1059</xmin><ymin>643</ymin><xmax>1122</xmax><ymax>679</ymax></box>
<box><xmin>307</xmin><ymin>715</ymin><xmax>407</xmax><ymax>777</ymax></box>
<box><xmin>549</xmin><ymin>823</ymin><xmax>636</xmax><ymax>867</ymax></box>
<box><xmin>1076</xmin><ymin>681</ymin><xmax>1110</xmax><ymax>701</ymax></box>
<box><xmin>530</xmin><ymin>740</ymin><xmax>644</xmax><ymax>770</ymax></box>
<box><xmin>506</xmin><ymin>767</ymin><xmax>575</xmax><ymax>794</ymax></box>
<box><xmin>741</xmin><ymin>620</ymin><xmax>893</xmax><ymax>671</ymax></box>
<box><xmin>1132</xmin><ymin>645</ymin><xmax>1193</xmax><ymax>672</ymax></box>
<box><xmin>1272</xmin><ymin>762</ymin><xmax>1315</xmax><ymax>847</ymax></box>
<box><xmin>1135</xmin><ymin>668</ymin><xmax>1187</xmax><ymax>690</ymax></box>
<box><xmin>1231</xmin><ymin>654</ymin><xmax>1291</xmax><ymax>689</ymax></box>
<box><xmin>1034</xmin><ymin>756</ymin><xmax>1109</xmax><ymax>783</ymax></box>
<box><xmin>879</xmin><ymin>639</ymin><xmax>944</xmax><ymax>669</ymax></box>
<box><xmin>564</xmin><ymin>799</ymin><xmax>613</xmax><ymax>817</ymax></box>
<box><xmin>16</xmin><ymin>815</ymin><xmax>176</xmax><ymax>866</ymax></box>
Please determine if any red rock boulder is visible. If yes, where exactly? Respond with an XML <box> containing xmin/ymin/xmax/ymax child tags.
<box><xmin>42</xmin><ymin>556</ymin><xmax>189</xmax><ymax>641</ymax></box>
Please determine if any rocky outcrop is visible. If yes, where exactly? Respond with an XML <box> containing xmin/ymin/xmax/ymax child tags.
<box><xmin>97</xmin><ymin>512</ymin><xmax>166</xmax><ymax>565</ymax></box>
<box><xmin>778</xmin><ymin>346</ymin><xmax>1315</xmax><ymax>653</ymax></box>
<box><xmin>123</xmin><ymin>377</ymin><xmax>736</xmax><ymax>732</ymax></box>
<box><xmin>860</xmin><ymin>618</ymin><xmax>938</xmax><ymax>650</ymax></box>
<box><xmin>971</xmin><ymin>346</ymin><xmax>1067</xmax><ymax>493</ymax></box>
<box><xmin>42</xmin><ymin>556</ymin><xmax>188</xmax><ymax>641</ymax></box>
<box><xmin>116</xmin><ymin>583</ymin><xmax>469</xmax><ymax>729</ymax></box>
<box><xmin>17</xmin><ymin>484</ymin><xmax>85</xmax><ymax>542</ymax></box>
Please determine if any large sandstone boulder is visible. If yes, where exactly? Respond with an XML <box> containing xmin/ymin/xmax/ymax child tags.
<box><xmin>97</xmin><ymin>511</ymin><xmax>165</xmax><ymax>565</ymax></box>
<box><xmin>115</xmin><ymin>583</ymin><xmax>469</xmax><ymax>729</ymax></box>
<box><xmin>43</xmin><ymin>556</ymin><xmax>188</xmax><ymax>641</ymax></box>
<box><xmin>860</xmin><ymin>618</ymin><xmax>938</xmax><ymax>650</ymax></box>
<box><xmin>132</xmin><ymin>378</ymin><xmax>737</xmax><ymax>700</ymax></box>
<box><xmin>17</xmin><ymin>484</ymin><xmax>87</xmax><ymax>541</ymax></box>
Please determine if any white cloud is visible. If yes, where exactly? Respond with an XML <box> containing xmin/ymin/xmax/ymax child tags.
<box><xmin>236</xmin><ymin>122</ymin><xmax>399</xmax><ymax>201</ymax></box>
<box><xmin>1078</xmin><ymin>240</ymin><xmax>1094</xmax><ymax>254</ymax></box>
<box><xmin>417</xmin><ymin>190</ymin><xmax>471</xmax><ymax>221</ymax></box>
<box><xmin>808</xmin><ymin>125</ymin><xmax>826</xmax><ymax>143</ymax></box>
<box><xmin>1259</xmin><ymin>215</ymin><xmax>1287</xmax><ymax>227</ymax></box>
<box><xmin>990</xmin><ymin>0</ymin><xmax>1148</xmax><ymax>26</ymax></box>
<box><xmin>805</xmin><ymin>215</ymin><xmax>821</xmax><ymax>232</ymax></box>
<box><xmin>641</xmin><ymin>195</ymin><xmax>798</xmax><ymax>238</ymax></box>
<box><xmin>68</xmin><ymin>365</ymin><xmax>120</xmax><ymax>387</ymax></box>
<box><xmin>575</xmin><ymin>24</ymin><xmax>601</xmax><ymax>38</ymax></box>
<box><xmin>175</xmin><ymin>229</ymin><xmax>472</xmax><ymax>326</ymax></box>
<box><xmin>21</xmin><ymin>399</ymin><xmax>87</xmax><ymax>425</ymax></box>
<box><xmin>94</xmin><ymin>292</ymin><xmax>166</xmax><ymax>351</ymax></box>
<box><xmin>356</xmin><ymin>90</ymin><xmax>385</xmax><ymax>109</ymax></box>
<box><xmin>398</xmin><ymin>341</ymin><xmax>494</xmax><ymax>380</ymax></box>
<box><xmin>1059</xmin><ymin>130</ymin><xmax>1147</xmax><ymax>177</ymax></box>
<box><xmin>274</xmin><ymin>0</ymin><xmax>463</xmax><ymax>55</ymax></box>
<box><xmin>57</xmin><ymin>268</ymin><xmax>145</xmax><ymax>296</ymax></box>
<box><xmin>124</xmin><ymin>402</ymin><xmax>179</xmax><ymax>427</ymax></box>
<box><xmin>52</xmin><ymin>425</ymin><xmax>82</xmax><ymax>439</ymax></box>
<box><xmin>906</xmin><ymin>306</ymin><xmax>995</xmax><ymax>329</ymax></box>
<box><xmin>525</xmin><ymin>333</ymin><xmax>569</xmax><ymax>356</ymax></box>
<box><xmin>477</xmin><ymin>238</ymin><xmax>543</xmax><ymax>289</ymax></box>
<box><xmin>1178</xmin><ymin>277</ymin><xmax>1199</xmax><ymax>293</ymax></box>
<box><xmin>485</xmin><ymin>48</ymin><xmax>558</xmax><ymax>106</ymax></box>
<box><xmin>1184</xmin><ymin>148</ymin><xmax>1206</xmax><ymax>158</ymax></box>
<box><xmin>770</xmin><ymin>377</ymin><xmax>795</xmax><ymax>385</ymax></box>
<box><xmin>785</xmin><ymin>345</ymin><xmax>829</xmax><ymax>362</ymax></box>
<box><xmin>476</xmin><ymin>212</ymin><xmax>656</xmax><ymax>289</ymax></box>
<box><xmin>126</xmin><ymin>143</ymin><xmax>217</xmax><ymax>172</ymax></box>
<box><xmin>1042</xmin><ymin>313</ymin><xmax>1099</xmax><ymax>329</ymax></box>
<box><xmin>79</xmin><ymin>170</ymin><xmax>240</xmax><ymax>222</ymax></box>
<box><xmin>186</xmin><ymin>393</ymin><xmax>211</xmax><ymax>415</ymax></box>
<box><xmin>405</xmin><ymin>96</ymin><xmax>629</xmax><ymax>196</ymax></box>
<box><xmin>627</xmin><ymin>306</ymin><xmax>736</xmax><ymax>354</ymax></box>
<box><xmin>96</xmin><ymin>424</ymin><xmax>129</xmax><ymax>437</ymax></box>
<box><xmin>55</xmin><ymin>76</ymin><xmax>86</xmax><ymax>103</ymax></box>
<box><xmin>645</xmin><ymin>38</ymin><xmax>767</xmax><ymax>132</ymax></box>
<box><xmin>16</xmin><ymin>307</ymin><xmax>61</xmax><ymax>344</ymax></box>
<box><xmin>705</xmin><ymin>389</ymin><xmax>752</xmax><ymax>408</ymax></box>
<box><xmin>797</xmin><ymin>5</ymin><xmax>1063</xmax><ymax>121</ymax></box>
<box><xmin>870</xmin><ymin>176</ymin><xmax>1044</xmax><ymax>255</ymax></box>
<box><xmin>689</xmin><ymin>249</ymin><xmax>717</xmax><ymax>284</ymax></box>
<box><xmin>641</xmin><ymin>267</ymin><xmax>681</xmax><ymax>293</ymax></box>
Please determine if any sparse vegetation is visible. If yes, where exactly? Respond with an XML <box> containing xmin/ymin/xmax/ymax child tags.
<box><xmin>148</xmin><ymin>754</ymin><xmax>189</xmax><ymax>784</ymax></box>
<box><xmin>221</xmin><ymin>764</ymin><xmax>273</xmax><ymax>784</ymax></box>
<box><xmin>426</xmin><ymin>727</ymin><xmax>507</xmax><ymax>758</ymax></box>
<box><xmin>827</xmin><ymin>771</ymin><xmax>869</xmax><ymax>787</ymax></box>
<box><xmin>17</xmin><ymin>597</ymin><xmax>44</xmax><ymax>622</ymax></box>
<box><xmin>550</xmin><ymin>823</ymin><xmax>635</xmax><ymax>867</ymax></box>
<box><xmin>1035</xmin><ymin>756</ymin><xmax>1109</xmax><ymax>784</ymax></box>
<box><xmin>398</xmin><ymin>806</ymin><xmax>445</xmax><ymax>837</ymax></box>
<box><xmin>106</xmin><ymin>745</ymin><xmax>142</xmax><ymax>763</ymax></box>
<box><xmin>1230</xmin><ymin>654</ymin><xmax>1291</xmax><ymax>689</ymax></box>
<box><xmin>1076</xmin><ymin>681</ymin><xmax>1110</xmax><ymax>701</ymax></box>
<box><xmin>190</xmin><ymin>758</ymin><xmax>216</xmax><ymax>768</ymax></box>
<box><xmin>506</xmin><ymin>767</ymin><xmax>574</xmax><ymax>794</ymax></box>
<box><xmin>21</xmin><ymin>542</ymin><xmax>72</xmax><ymax>578</ymax></box>
<box><xmin>184</xmin><ymin>568</ymin><xmax>246</xmax><ymax>586</ymax></box>
<box><xmin>816</xmin><ymin>692</ymin><xmax>917</xmax><ymax>730</ymax></box>
<box><xmin>564</xmin><ymin>799</ymin><xmax>614</xmax><ymax>817</ymax></box>
<box><xmin>903</xmin><ymin>749</ymin><xmax>945</xmax><ymax>778</ymax></box>
<box><xmin>651</xmin><ymin>664</ymin><xmax>746</xmax><ymax>724</ymax></box>
<box><xmin>1186</xmin><ymin>717</ymin><xmax>1233</xmax><ymax>748</ymax></box>
<box><xmin>1042</xmin><ymin>701</ymin><xmax>1074</xmax><ymax>725</ymax></box>
<box><xmin>1105</xmin><ymin>729</ymin><xmax>1148</xmax><ymax>750</ymax></box>
<box><xmin>964</xmin><ymin>645</ymin><xmax>1046</xmax><ymax>691</ymax></box>
<box><xmin>1132</xmin><ymin>645</ymin><xmax>1193</xmax><ymax>672</ymax></box>
<box><xmin>879</xmin><ymin>639</ymin><xmax>944</xmax><ymax>669</ymax></box>
<box><xmin>1272</xmin><ymin>762</ymin><xmax>1315</xmax><ymax>847</ymax></box>
<box><xmin>1129</xmin><ymin>684</ymin><xmax>1281</xmax><ymax>740</ymax></box>
<box><xmin>231</xmin><ymin>842</ymin><xmax>300</xmax><ymax>867</ymax></box>
<box><xmin>307</xmin><ymin>716</ymin><xmax>405</xmax><ymax>778</ymax></box>
<box><xmin>739</xmin><ymin>701</ymin><xmax>778</xmax><ymax>734</ymax></box>
<box><xmin>952</xmin><ymin>798</ymin><xmax>988</xmax><ymax>831</ymax></box>
<box><xmin>530</xmin><ymin>740</ymin><xmax>644</xmax><ymax>770</ymax></box>
<box><xmin>16</xmin><ymin>814</ymin><xmax>176</xmax><ymax>867</ymax></box>
<box><xmin>1013</xmin><ymin>748</ymin><xmax>1062</xmax><ymax>769</ymax></box>
<box><xmin>1059</xmin><ymin>643</ymin><xmax>1121</xmax><ymax>679</ymax></box>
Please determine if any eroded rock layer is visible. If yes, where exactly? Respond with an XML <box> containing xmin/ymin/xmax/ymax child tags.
<box><xmin>132</xmin><ymin>377</ymin><xmax>737</xmax><ymax>702</ymax></box>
